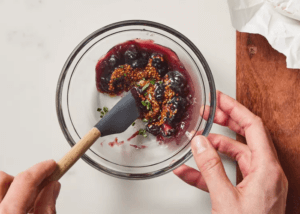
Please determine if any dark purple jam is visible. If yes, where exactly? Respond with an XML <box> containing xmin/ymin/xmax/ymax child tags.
<box><xmin>96</xmin><ymin>39</ymin><xmax>194</xmax><ymax>140</ymax></box>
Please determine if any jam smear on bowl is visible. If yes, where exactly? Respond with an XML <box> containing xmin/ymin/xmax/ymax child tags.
<box><xmin>96</xmin><ymin>39</ymin><xmax>194</xmax><ymax>140</ymax></box>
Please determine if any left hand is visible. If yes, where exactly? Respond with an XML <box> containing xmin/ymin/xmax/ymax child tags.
<box><xmin>0</xmin><ymin>159</ymin><xmax>60</xmax><ymax>214</ymax></box>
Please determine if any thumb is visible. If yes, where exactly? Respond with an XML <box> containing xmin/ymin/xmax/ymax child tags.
<box><xmin>33</xmin><ymin>181</ymin><xmax>61</xmax><ymax>214</ymax></box>
<box><xmin>191</xmin><ymin>135</ymin><xmax>234</xmax><ymax>196</ymax></box>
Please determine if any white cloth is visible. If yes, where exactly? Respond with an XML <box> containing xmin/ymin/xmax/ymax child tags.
<box><xmin>227</xmin><ymin>0</ymin><xmax>300</xmax><ymax>69</ymax></box>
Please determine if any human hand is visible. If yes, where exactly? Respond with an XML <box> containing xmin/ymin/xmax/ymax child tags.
<box><xmin>0</xmin><ymin>160</ymin><xmax>60</xmax><ymax>214</ymax></box>
<box><xmin>174</xmin><ymin>91</ymin><xmax>288</xmax><ymax>214</ymax></box>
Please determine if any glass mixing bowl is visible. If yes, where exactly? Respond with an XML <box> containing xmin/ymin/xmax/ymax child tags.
<box><xmin>56</xmin><ymin>20</ymin><xmax>216</xmax><ymax>180</ymax></box>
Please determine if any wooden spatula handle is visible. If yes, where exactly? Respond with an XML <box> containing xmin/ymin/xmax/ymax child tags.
<box><xmin>40</xmin><ymin>127</ymin><xmax>101</xmax><ymax>187</ymax></box>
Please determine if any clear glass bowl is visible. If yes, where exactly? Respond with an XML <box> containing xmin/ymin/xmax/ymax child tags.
<box><xmin>56</xmin><ymin>20</ymin><xmax>216</xmax><ymax>180</ymax></box>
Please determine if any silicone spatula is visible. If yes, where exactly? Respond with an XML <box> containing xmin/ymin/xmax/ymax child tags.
<box><xmin>41</xmin><ymin>89</ymin><xmax>140</xmax><ymax>187</ymax></box>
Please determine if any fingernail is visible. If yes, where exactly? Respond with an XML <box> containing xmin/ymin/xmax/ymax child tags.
<box><xmin>45</xmin><ymin>159</ymin><xmax>56</xmax><ymax>165</ymax></box>
<box><xmin>192</xmin><ymin>136</ymin><xmax>208</xmax><ymax>154</ymax></box>
<box><xmin>53</xmin><ymin>182</ymin><xmax>61</xmax><ymax>200</ymax></box>
<box><xmin>190</xmin><ymin>130</ymin><xmax>196</xmax><ymax>136</ymax></box>
<box><xmin>186</xmin><ymin>130</ymin><xmax>196</xmax><ymax>140</ymax></box>
<box><xmin>200</xmin><ymin>105</ymin><xmax>205</xmax><ymax>115</ymax></box>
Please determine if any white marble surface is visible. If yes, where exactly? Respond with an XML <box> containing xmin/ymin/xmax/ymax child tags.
<box><xmin>0</xmin><ymin>0</ymin><xmax>236</xmax><ymax>213</ymax></box>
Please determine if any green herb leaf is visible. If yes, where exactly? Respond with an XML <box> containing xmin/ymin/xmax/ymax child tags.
<box><xmin>142</xmin><ymin>83</ymin><xmax>150</xmax><ymax>91</ymax></box>
<box><xmin>141</xmin><ymin>100</ymin><xmax>152</xmax><ymax>110</ymax></box>
<box><xmin>159</xmin><ymin>81</ymin><xmax>163</xmax><ymax>84</ymax></box>
<box><xmin>132</xmin><ymin>122</ymin><xmax>135</xmax><ymax>126</ymax></box>
<box><xmin>150</xmin><ymin>79</ymin><xmax>156</xmax><ymax>85</ymax></box>
<box><xmin>142</xmin><ymin>100</ymin><xmax>152</xmax><ymax>111</ymax></box>
<box><xmin>97</xmin><ymin>108</ymin><xmax>102</xmax><ymax>112</ymax></box>
<box><xmin>119</xmin><ymin>65</ymin><xmax>124</xmax><ymax>68</ymax></box>
<box><xmin>144</xmin><ymin>92</ymin><xmax>147</xmax><ymax>96</ymax></box>
<box><xmin>138</xmin><ymin>129</ymin><xmax>147</xmax><ymax>136</ymax></box>
<box><xmin>142</xmin><ymin>118</ymin><xmax>148</xmax><ymax>122</ymax></box>
<box><xmin>115</xmin><ymin>78</ymin><xmax>118</xmax><ymax>81</ymax></box>
<box><xmin>147</xmin><ymin>102</ymin><xmax>152</xmax><ymax>110</ymax></box>
<box><xmin>100</xmin><ymin>115</ymin><xmax>103</xmax><ymax>118</ymax></box>
<box><xmin>142</xmin><ymin>78</ymin><xmax>146</xmax><ymax>80</ymax></box>
<box><xmin>101</xmin><ymin>111</ymin><xmax>105</xmax><ymax>115</ymax></box>
<box><xmin>103</xmin><ymin>107</ymin><xmax>108</xmax><ymax>112</ymax></box>
<box><xmin>124</xmin><ymin>73</ymin><xmax>127</xmax><ymax>76</ymax></box>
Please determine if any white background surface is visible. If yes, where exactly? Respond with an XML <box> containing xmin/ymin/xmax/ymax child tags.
<box><xmin>0</xmin><ymin>0</ymin><xmax>236</xmax><ymax>213</ymax></box>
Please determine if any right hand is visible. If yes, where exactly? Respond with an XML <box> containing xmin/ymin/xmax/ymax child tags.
<box><xmin>174</xmin><ymin>91</ymin><xmax>288</xmax><ymax>214</ymax></box>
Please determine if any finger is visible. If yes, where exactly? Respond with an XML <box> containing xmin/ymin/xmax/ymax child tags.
<box><xmin>33</xmin><ymin>181</ymin><xmax>61</xmax><ymax>214</ymax></box>
<box><xmin>207</xmin><ymin>134</ymin><xmax>251</xmax><ymax>177</ymax></box>
<box><xmin>191</xmin><ymin>135</ymin><xmax>235</xmax><ymax>197</ymax></box>
<box><xmin>201</xmin><ymin>106</ymin><xmax>245</xmax><ymax>136</ymax></box>
<box><xmin>264</xmin><ymin>126</ymin><xmax>279</xmax><ymax>161</ymax></box>
<box><xmin>1</xmin><ymin>160</ymin><xmax>57</xmax><ymax>213</ymax></box>
<box><xmin>173</xmin><ymin>164</ymin><xmax>208</xmax><ymax>192</ymax></box>
<box><xmin>0</xmin><ymin>171</ymin><xmax>14</xmax><ymax>203</ymax></box>
<box><xmin>216</xmin><ymin>91</ymin><xmax>276</xmax><ymax>160</ymax></box>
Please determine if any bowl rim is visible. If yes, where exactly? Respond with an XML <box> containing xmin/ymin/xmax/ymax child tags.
<box><xmin>56</xmin><ymin>20</ymin><xmax>216</xmax><ymax>180</ymax></box>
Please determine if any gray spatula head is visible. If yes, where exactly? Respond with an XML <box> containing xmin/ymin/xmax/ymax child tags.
<box><xmin>94</xmin><ymin>89</ymin><xmax>141</xmax><ymax>137</ymax></box>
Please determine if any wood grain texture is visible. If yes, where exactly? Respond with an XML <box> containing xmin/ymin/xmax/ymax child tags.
<box><xmin>41</xmin><ymin>127</ymin><xmax>101</xmax><ymax>187</ymax></box>
<box><xmin>236</xmin><ymin>32</ymin><xmax>300</xmax><ymax>214</ymax></box>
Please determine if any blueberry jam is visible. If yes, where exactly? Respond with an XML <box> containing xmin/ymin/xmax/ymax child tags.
<box><xmin>96</xmin><ymin>39</ymin><xmax>194</xmax><ymax>139</ymax></box>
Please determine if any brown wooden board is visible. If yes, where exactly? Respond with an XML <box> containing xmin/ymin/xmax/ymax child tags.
<box><xmin>236</xmin><ymin>32</ymin><xmax>300</xmax><ymax>214</ymax></box>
